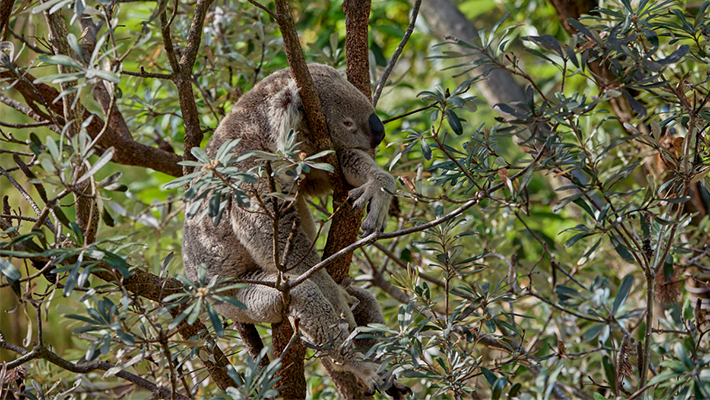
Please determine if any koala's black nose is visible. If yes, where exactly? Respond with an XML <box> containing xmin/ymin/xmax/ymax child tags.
<box><xmin>369</xmin><ymin>113</ymin><xmax>385</xmax><ymax>147</ymax></box>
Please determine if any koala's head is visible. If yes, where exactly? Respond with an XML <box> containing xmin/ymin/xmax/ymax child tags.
<box><xmin>309</xmin><ymin>65</ymin><xmax>385</xmax><ymax>151</ymax></box>
<box><xmin>268</xmin><ymin>64</ymin><xmax>385</xmax><ymax>153</ymax></box>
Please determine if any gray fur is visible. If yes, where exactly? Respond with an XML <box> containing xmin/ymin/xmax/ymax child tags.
<box><xmin>182</xmin><ymin>64</ymin><xmax>397</xmax><ymax>392</ymax></box>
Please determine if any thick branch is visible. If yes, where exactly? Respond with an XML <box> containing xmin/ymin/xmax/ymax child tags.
<box><xmin>0</xmin><ymin>0</ymin><xmax>14</xmax><ymax>39</ymax></box>
<box><xmin>319</xmin><ymin>0</ymin><xmax>374</xmax><ymax>288</ymax></box>
<box><xmin>159</xmin><ymin>0</ymin><xmax>214</xmax><ymax>173</ymax></box>
<box><xmin>342</xmin><ymin>0</ymin><xmax>372</xmax><ymax>99</ymax></box>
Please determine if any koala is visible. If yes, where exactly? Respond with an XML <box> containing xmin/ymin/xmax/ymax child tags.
<box><xmin>182</xmin><ymin>64</ymin><xmax>407</xmax><ymax>396</ymax></box>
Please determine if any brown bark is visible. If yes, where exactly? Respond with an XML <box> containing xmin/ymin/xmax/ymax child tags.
<box><xmin>271</xmin><ymin>317</ymin><xmax>307</xmax><ymax>399</ymax></box>
<box><xmin>0</xmin><ymin>0</ymin><xmax>14</xmax><ymax>39</ymax></box>
<box><xmin>234</xmin><ymin>322</ymin><xmax>269</xmax><ymax>368</ymax></box>
<box><xmin>157</xmin><ymin>0</ymin><xmax>213</xmax><ymax>175</ymax></box>
<box><xmin>321</xmin><ymin>0</ymin><xmax>371</xmax><ymax>286</ymax></box>
<box><xmin>547</xmin><ymin>0</ymin><xmax>597</xmax><ymax>33</ymax></box>
<box><xmin>343</xmin><ymin>0</ymin><xmax>372</xmax><ymax>100</ymax></box>
<box><xmin>324</xmin><ymin>3</ymin><xmax>376</xmax><ymax>399</ymax></box>
<box><xmin>270</xmin><ymin>1</ymin><xmax>329</xmax><ymax>397</ymax></box>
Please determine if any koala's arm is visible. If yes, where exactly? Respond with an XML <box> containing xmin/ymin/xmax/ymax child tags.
<box><xmin>339</xmin><ymin>149</ymin><xmax>396</xmax><ymax>236</ymax></box>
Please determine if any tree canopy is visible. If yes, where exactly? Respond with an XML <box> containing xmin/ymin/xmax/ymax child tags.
<box><xmin>1</xmin><ymin>0</ymin><xmax>710</xmax><ymax>399</ymax></box>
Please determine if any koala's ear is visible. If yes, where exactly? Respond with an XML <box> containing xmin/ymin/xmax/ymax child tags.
<box><xmin>269</xmin><ymin>80</ymin><xmax>304</xmax><ymax>152</ymax></box>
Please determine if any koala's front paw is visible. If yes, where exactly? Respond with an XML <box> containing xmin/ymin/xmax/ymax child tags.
<box><xmin>348</xmin><ymin>178</ymin><xmax>394</xmax><ymax>237</ymax></box>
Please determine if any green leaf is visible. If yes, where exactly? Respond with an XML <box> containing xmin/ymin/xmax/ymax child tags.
<box><xmin>304</xmin><ymin>149</ymin><xmax>335</xmax><ymax>161</ymax></box>
<box><xmin>90</xmin><ymin>69</ymin><xmax>121</xmax><ymax>84</ymax></box>
<box><xmin>612</xmin><ymin>237</ymin><xmax>636</xmax><ymax>264</ymax></box>
<box><xmin>191</xmin><ymin>147</ymin><xmax>211</xmax><ymax>164</ymax></box>
<box><xmin>38</xmin><ymin>54</ymin><xmax>83</xmax><ymax>69</ymax></box>
<box><xmin>306</xmin><ymin>162</ymin><xmax>335</xmax><ymax>173</ymax></box>
<box><xmin>480</xmin><ymin>367</ymin><xmax>497</xmax><ymax>386</ymax></box>
<box><xmin>168</xmin><ymin>302</ymin><xmax>196</xmax><ymax>330</ymax></box>
<box><xmin>31</xmin><ymin>0</ymin><xmax>67</xmax><ymax>14</ymax></box>
<box><xmin>564</xmin><ymin>231</ymin><xmax>593</xmax><ymax>247</ymax></box>
<box><xmin>583</xmin><ymin>323</ymin><xmax>604</xmax><ymax>340</ymax></box>
<box><xmin>491</xmin><ymin>377</ymin><xmax>507</xmax><ymax>400</ymax></box>
<box><xmin>206</xmin><ymin>303</ymin><xmax>224</xmax><ymax>337</ymax></box>
<box><xmin>215</xmin><ymin>139</ymin><xmax>241</xmax><ymax>162</ymax></box>
<box><xmin>0</xmin><ymin>257</ymin><xmax>21</xmax><ymax>296</ymax></box>
<box><xmin>67</xmin><ymin>33</ymin><xmax>82</xmax><ymax>59</ymax></box>
<box><xmin>612</xmin><ymin>274</ymin><xmax>634</xmax><ymax>314</ymax></box>
<box><xmin>77</xmin><ymin>147</ymin><xmax>115</xmax><ymax>184</ymax></box>
<box><xmin>421</xmin><ymin>139</ymin><xmax>432</xmax><ymax>160</ymax></box>
<box><xmin>46</xmin><ymin>137</ymin><xmax>60</xmax><ymax>160</ymax></box>
<box><xmin>445</xmin><ymin>109</ymin><xmax>464</xmax><ymax>135</ymax></box>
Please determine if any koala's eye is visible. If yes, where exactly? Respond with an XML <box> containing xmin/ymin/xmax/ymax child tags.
<box><xmin>343</xmin><ymin>120</ymin><xmax>354</xmax><ymax>128</ymax></box>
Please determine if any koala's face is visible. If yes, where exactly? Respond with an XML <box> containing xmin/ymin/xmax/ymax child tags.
<box><xmin>312</xmin><ymin>67</ymin><xmax>385</xmax><ymax>152</ymax></box>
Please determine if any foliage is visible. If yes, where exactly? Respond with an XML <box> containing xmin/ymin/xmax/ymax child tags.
<box><xmin>1</xmin><ymin>0</ymin><xmax>710</xmax><ymax>399</ymax></box>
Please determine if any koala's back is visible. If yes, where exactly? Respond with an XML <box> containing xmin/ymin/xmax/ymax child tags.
<box><xmin>182</xmin><ymin>72</ymin><xmax>294</xmax><ymax>282</ymax></box>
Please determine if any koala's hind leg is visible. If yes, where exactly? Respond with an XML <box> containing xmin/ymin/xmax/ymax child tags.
<box><xmin>229</xmin><ymin>201</ymin><xmax>355</xmax><ymax>325</ymax></box>
<box><xmin>346</xmin><ymin>285</ymin><xmax>385</xmax><ymax>350</ymax></box>
<box><xmin>213</xmin><ymin>271</ymin><xmax>384</xmax><ymax>393</ymax></box>
<box><xmin>211</xmin><ymin>271</ymin><xmax>346</xmax><ymax>342</ymax></box>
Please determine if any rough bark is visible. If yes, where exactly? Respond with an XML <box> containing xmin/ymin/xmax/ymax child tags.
<box><xmin>158</xmin><ymin>0</ymin><xmax>214</xmax><ymax>174</ymax></box>
<box><xmin>321</xmin><ymin>0</ymin><xmax>371</xmax><ymax>286</ymax></box>
<box><xmin>0</xmin><ymin>0</ymin><xmax>14</xmax><ymax>39</ymax></box>
<box><xmin>271</xmin><ymin>317</ymin><xmax>307</xmax><ymax>399</ymax></box>
<box><xmin>322</xmin><ymin>2</ymin><xmax>377</xmax><ymax>399</ymax></box>
<box><xmin>342</xmin><ymin>0</ymin><xmax>372</xmax><ymax>99</ymax></box>
<box><xmin>270</xmin><ymin>1</ymin><xmax>329</xmax><ymax>397</ymax></box>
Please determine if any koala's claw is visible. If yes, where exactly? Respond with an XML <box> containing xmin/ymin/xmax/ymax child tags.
<box><xmin>385</xmin><ymin>381</ymin><xmax>413</xmax><ymax>400</ymax></box>
<box><xmin>362</xmin><ymin>379</ymin><xmax>411</xmax><ymax>399</ymax></box>
<box><xmin>363</xmin><ymin>388</ymin><xmax>377</xmax><ymax>397</ymax></box>
<box><xmin>360</xmin><ymin>228</ymin><xmax>375</xmax><ymax>238</ymax></box>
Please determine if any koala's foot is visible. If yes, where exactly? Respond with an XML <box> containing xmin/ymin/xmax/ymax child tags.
<box><xmin>384</xmin><ymin>380</ymin><xmax>413</xmax><ymax>400</ymax></box>
<box><xmin>362</xmin><ymin>378</ymin><xmax>412</xmax><ymax>399</ymax></box>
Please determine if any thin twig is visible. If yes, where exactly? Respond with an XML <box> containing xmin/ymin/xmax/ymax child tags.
<box><xmin>0</xmin><ymin>343</ymin><xmax>190</xmax><ymax>400</ymax></box>
<box><xmin>247</xmin><ymin>0</ymin><xmax>276</xmax><ymax>19</ymax></box>
<box><xmin>382</xmin><ymin>103</ymin><xmax>435</xmax><ymax>124</ymax></box>
<box><xmin>288</xmin><ymin>146</ymin><xmax>547</xmax><ymax>290</ymax></box>
<box><xmin>372</xmin><ymin>0</ymin><xmax>422</xmax><ymax>107</ymax></box>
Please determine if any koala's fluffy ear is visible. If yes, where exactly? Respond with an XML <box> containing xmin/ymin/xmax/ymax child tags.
<box><xmin>269</xmin><ymin>80</ymin><xmax>303</xmax><ymax>152</ymax></box>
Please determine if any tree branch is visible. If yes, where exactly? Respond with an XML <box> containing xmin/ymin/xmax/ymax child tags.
<box><xmin>372</xmin><ymin>0</ymin><xmax>421</xmax><ymax>107</ymax></box>
<box><xmin>0</xmin><ymin>342</ymin><xmax>190</xmax><ymax>400</ymax></box>
<box><xmin>320</xmin><ymin>0</ymin><xmax>373</xmax><ymax>288</ymax></box>
<box><xmin>159</xmin><ymin>0</ymin><xmax>214</xmax><ymax>174</ymax></box>
<box><xmin>0</xmin><ymin>70</ymin><xmax>183</xmax><ymax>176</ymax></box>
